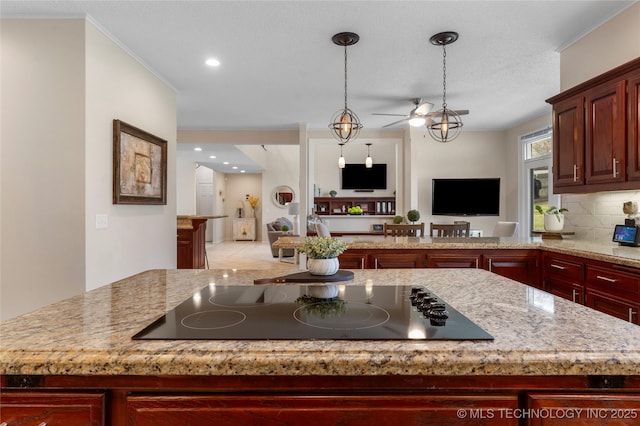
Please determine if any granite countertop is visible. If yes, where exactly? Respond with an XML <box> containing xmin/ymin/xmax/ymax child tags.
<box><xmin>1</xmin><ymin>268</ymin><xmax>640</xmax><ymax>377</ymax></box>
<box><xmin>273</xmin><ymin>235</ymin><xmax>640</xmax><ymax>268</ymax></box>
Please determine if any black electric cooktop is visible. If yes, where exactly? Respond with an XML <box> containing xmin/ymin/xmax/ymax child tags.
<box><xmin>133</xmin><ymin>284</ymin><xmax>493</xmax><ymax>341</ymax></box>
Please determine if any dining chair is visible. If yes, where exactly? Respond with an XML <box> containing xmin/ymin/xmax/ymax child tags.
<box><xmin>383</xmin><ymin>223</ymin><xmax>425</xmax><ymax>237</ymax></box>
<box><xmin>430</xmin><ymin>222</ymin><xmax>470</xmax><ymax>237</ymax></box>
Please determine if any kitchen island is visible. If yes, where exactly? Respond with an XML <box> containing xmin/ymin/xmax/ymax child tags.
<box><xmin>2</xmin><ymin>267</ymin><xmax>640</xmax><ymax>424</ymax></box>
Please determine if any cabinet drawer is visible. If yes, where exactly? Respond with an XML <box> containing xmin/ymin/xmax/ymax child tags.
<box><xmin>0</xmin><ymin>391</ymin><xmax>105</xmax><ymax>425</ymax></box>
<box><xmin>587</xmin><ymin>265</ymin><xmax>640</xmax><ymax>298</ymax></box>
<box><xmin>544</xmin><ymin>276</ymin><xmax>584</xmax><ymax>304</ymax></box>
<box><xmin>586</xmin><ymin>289</ymin><xmax>640</xmax><ymax>324</ymax></box>
<box><xmin>543</xmin><ymin>254</ymin><xmax>585</xmax><ymax>281</ymax></box>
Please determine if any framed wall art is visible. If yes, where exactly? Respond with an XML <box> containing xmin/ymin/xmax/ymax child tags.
<box><xmin>113</xmin><ymin>119</ymin><xmax>167</xmax><ymax>205</ymax></box>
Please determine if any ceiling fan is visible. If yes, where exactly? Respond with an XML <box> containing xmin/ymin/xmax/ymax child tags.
<box><xmin>373</xmin><ymin>98</ymin><xmax>469</xmax><ymax>128</ymax></box>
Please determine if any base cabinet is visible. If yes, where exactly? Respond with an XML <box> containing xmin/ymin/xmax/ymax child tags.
<box><xmin>0</xmin><ymin>391</ymin><xmax>105</xmax><ymax>425</ymax></box>
<box><xmin>233</xmin><ymin>218</ymin><xmax>256</xmax><ymax>241</ymax></box>
<box><xmin>126</xmin><ymin>394</ymin><xmax>519</xmax><ymax>425</ymax></box>
<box><xmin>527</xmin><ymin>393</ymin><xmax>640</xmax><ymax>425</ymax></box>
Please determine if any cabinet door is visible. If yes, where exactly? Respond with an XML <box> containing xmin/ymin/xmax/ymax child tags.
<box><xmin>338</xmin><ymin>251</ymin><xmax>367</xmax><ymax>269</ymax></box>
<box><xmin>553</xmin><ymin>95</ymin><xmax>585</xmax><ymax>188</ymax></box>
<box><xmin>586</xmin><ymin>265</ymin><xmax>640</xmax><ymax>300</ymax></box>
<box><xmin>628</xmin><ymin>70</ymin><xmax>640</xmax><ymax>180</ymax></box>
<box><xmin>484</xmin><ymin>252</ymin><xmax>540</xmax><ymax>287</ymax></box>
<box><xmin>544</xmin><ymin>276</ymin><xmax>584</xmax><ymax>304</ymax></box>
<box><xmin>586</xmin><ymin>288</ymin><xmax>640</xmax><ymax>324</ymax></box>
<box><xmin>0</xmin><ymin>392</ymin><xmax>104</xmax><ymax>425</ymax></box>
<box><xmin>127</xmin><ymin>394</ymin><xmax>519</xmax><ymax>426</ymax></box>
<box><xmin>371</xmin><ymin>252</ymin><xmax>425</xmax><ymax>269</ymax></box>
<box><xmin>585</xmin><ymin>79</ymin><xmax>627</xmax><ymax>184</ymax></box>
<box><xmin>426</xmin><ymin>253</ymin><xmax>481</xmax><ymax>268</ymax></box>
<box><xmin>527</xmin><ymin>393</ymin><xmax>640</xmax><ymax>425</ymax></box>
<box><xmin>543</xmin><ymin>253</ymin><xmax>585</xmax><ymax>282</ymax></box>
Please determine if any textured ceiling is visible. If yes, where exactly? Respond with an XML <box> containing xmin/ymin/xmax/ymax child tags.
<box><xmin>2</xmin><ymin>1</ymin><xmax>635</xmax><ymax>172</ymax></box>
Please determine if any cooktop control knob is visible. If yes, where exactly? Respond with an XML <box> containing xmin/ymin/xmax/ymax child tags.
<box><xmin>426</xmin><ymin>304</ymin><xmax>449</xmax><ymax>326</ymax></box>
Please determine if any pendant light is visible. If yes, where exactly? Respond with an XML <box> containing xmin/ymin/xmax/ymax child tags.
<box><xmin>328</xmin><ymin>32</ymin><xmax>363</xmax><ymax>144</ymax></box>
<box><xmin>365</xmin><ymin>143</ymin><xmax>373</xmax><ymax>168</ymax></box>
<box><xmin>338</xmin><ymin>143</ymin><xmax>346</xmax><ymax>168</ymax></box>
<box><xmin>427</xmin><ymin>31</ymin><xmax>463</xmax><ymax>143</ymax></box>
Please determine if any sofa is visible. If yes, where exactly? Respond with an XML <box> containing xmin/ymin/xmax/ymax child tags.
<box><xmin>266</xmin><ymin>217</ymin><xmax>295</xmax><ymax>257</ymax></box>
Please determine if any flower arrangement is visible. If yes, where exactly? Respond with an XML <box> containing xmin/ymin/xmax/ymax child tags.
<box><xmin>296</xmin><ymin>236</ymin><xmax>347</xmax><ymax>259</ymax></box>
<box><xmin>247</xmin><ymin>195</ymin><xmax>260</xmax><ymax>209</ymax></box>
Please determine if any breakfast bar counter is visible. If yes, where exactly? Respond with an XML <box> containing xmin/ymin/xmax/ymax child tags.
<box><xmin>2</xmin><ymin>268</ymin><xmax>640</xmax><ymax>424</ymax></box>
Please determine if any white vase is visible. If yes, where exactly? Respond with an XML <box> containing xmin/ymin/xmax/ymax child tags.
<box><xmin>307</xmin><ymin>258</ymin><xmax>339</xmax><ymax>276</ymax></box>
<box><xmin>308</xmin><ymin>284</ymin><xmax>339</xmax><ymax>299</ymax></box>
<box><xmin>544</xmin><ymin>213</ymin><xmax>564</xmax><ymax>232</ymax></box>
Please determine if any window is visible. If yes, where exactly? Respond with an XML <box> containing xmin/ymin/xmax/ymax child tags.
<box><xmin>519</xmin><ymin>127</ymin><xmax>558</xmax><ymax>234</ymax></box>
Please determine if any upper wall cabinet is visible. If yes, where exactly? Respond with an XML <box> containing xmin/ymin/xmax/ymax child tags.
<box><xmin>546</xmin><ymin>57</ymin><xmax>640</xmax><ymax>194</ymax></box>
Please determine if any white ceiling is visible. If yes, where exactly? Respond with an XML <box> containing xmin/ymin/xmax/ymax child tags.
<box><xmin>3</xmin><ymin>0</ymin><xmax>635</xmax><ymax>172</ymax></box>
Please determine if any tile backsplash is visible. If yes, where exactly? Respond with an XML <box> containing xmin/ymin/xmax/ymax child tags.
<box><xmin>562</xmin><ymin>190</ymin><xmax>640</xmax><ymax>241</ymax></box>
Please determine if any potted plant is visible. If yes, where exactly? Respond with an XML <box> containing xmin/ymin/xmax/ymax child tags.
<box><xmin>280</xmin><ymin>224</ymin><xmax>290</xmax><ymax>233</ymax></box>
<box><xmin>329</xmin><ymin>190</ymin><xmax>338</xmax><ymax>198</ymax></box>
<box><xmin>535</xmin><ymin>205</ymin><xmax>568</xmax><ymax>232</ymax></box>
<box><xmin>296</xmin><ymin>236</ymin><xmax>347</xmax><ymax>276</ymax></box>
<box><xmin>407</xmin><ymin>209</ymin><xmax>421</xmax><ymax>223</ymax></box>
<box><xmin>393</xmin><ymin>215</ymin><xmax>404</xmax><ymax>224</ymax></box>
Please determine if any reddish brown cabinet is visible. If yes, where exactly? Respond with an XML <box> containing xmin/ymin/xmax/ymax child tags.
<box><xmin>543</xmin><ymin>252</ymin><xmax>586</xmax><ymax>303</ymax></box>
<box><xmin>0</xmin><ymin>391</ymin><xmax>105</xmax><ymax>425</ymax></box>
<box><xmin>426</xmin><ymin>251</ymin><xmax>482</xmax><ymax>268</ymax></box>
<box><xmin>484</xmin><ymin>250</ymin><xmax>540</xmax><ymax>287</ymax></box>
<box><xmin>552</xmin><ymin>95</ymin><xmax>585</xmax><ymax>187</ymax></box>
<box><xmin>547</xmin><ymin>57</ymin><xmax>640</xmax><ymax>193</ymax></box>
<box><xmin>527</xmin><ymin>393</ymin><xmax>640</xmax><ymax>425</ymax></box>
<box><xmin>338</xmin><ymin>251</ymin><xmax>367</xmax><ymax>269</ymax></box>
<box><xmin>126</xmin><ymin>393</ymin><xmax>519</xmax><ymax>425</ymax></box>
<box><xmin>371</xmin><ymin>251</ymin><xmax>425</xmax><ymax>269</ymax></box>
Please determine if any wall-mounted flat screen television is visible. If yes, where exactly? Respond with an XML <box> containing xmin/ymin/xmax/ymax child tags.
<box><xmin>341</xmin><ymin>164</ymin><xmax>387</xmax><ymax>190</ymax></box>
<box><xmin>432</xmin><ymin>178</ymin><xmax>500</xmax><ymax>216</ymax></box>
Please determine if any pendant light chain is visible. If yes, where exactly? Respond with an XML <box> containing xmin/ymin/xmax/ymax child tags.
<box><xmin>441</xmin><ymin>44</ymin><xmax>447</xmax><ymax>110</ymax></box>
<box><xmin>343</xmin><ymin>45</ymin><xmax>348</xmax><ymax>110</ymax></box>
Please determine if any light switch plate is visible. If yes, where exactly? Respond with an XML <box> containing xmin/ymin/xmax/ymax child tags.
<box><xmin>96</xmin><ymin>214</ymin><xmax>108</xmax><ymax>229</ymax></box>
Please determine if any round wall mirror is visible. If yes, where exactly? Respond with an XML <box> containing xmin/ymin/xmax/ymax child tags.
<box><xmin>273</xmin><ymin>185</ymin><xmax>295</xmax><ymax>208</ymax></box>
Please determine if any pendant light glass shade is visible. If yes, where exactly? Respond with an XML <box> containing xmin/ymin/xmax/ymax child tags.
<box><xmin>328</xmin><ymin>32</ymin><xmax>363</xmax><ymax>144</ymax></box>
<box><xmin>427</xmin><ymin>31</ymin><xmax>463</xmax><ymax>143</ymax></box>
<box><xmin>365</xmin><ymin>143</ymin><xmax>373</xmax><ymax>168</ymax></box>
<box><xmin>338</xmin><ymin>143</ymin><xmax>345</xmax><ymax>168</ymax></box>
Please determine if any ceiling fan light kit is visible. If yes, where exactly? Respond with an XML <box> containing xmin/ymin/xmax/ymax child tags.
<box><xmin>427</xmin><ymin>31</ymin><xmax>464</xmax><ymax>143</ymax></box>
<box><xmin>328</xmin><ymin>32</ymin><xmax>363</xmax><ymax>144</ymax></box>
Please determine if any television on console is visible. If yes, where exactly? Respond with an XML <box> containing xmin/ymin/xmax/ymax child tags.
<box><xmin>432</xmin><ymin>178</ymin><xmax>500</xmax><ymax>216</ymax></box>
<box><xmin>341</xmin><ymin>163</ymin><xmax>387</xmax><ymax>190</ymax></box>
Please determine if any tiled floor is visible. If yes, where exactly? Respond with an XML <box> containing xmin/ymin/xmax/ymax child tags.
<box><xmin>205</xmin><ymin>240</ymin><xmax>300</xmax><ymax>273</ymax></box>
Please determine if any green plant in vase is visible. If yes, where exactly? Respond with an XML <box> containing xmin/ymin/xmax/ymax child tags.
<box><xmin>393</xmin><ymin>215</ymin><xmax>404</xmax><ymax>224</ymax></box>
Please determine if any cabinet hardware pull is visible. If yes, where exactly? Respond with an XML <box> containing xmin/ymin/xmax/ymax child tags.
<box><xmin>550</xmin><ymin>264</ymin><xmax>566</xmax><ymax>270</ymax></box>
<box><xmin>613</xmin><ymin>157</ymin><xmax>619</xmax><ymax>178</ymax></box>
<box><xmin>374</xmin><ymin>258</ymin><xmax>378</xmax><ymax>269</ymax></box>
<box><xmin>360</xmin><ymin>258</ymin><xmax>364</xmax><ymax>270</ymax></box>
<box><xmin>38</xmin><ymin>423</ymin><xmax>47</xmax><ymax>426</ymax></box>
<box><xmin>629</xmin><ymin>308</ymin><xmax>637</xmax><ymax>323</ymax></box>
<box><xmin>488</xmin><ymin>259</ymin><xmax>492</xmax><ymax>271</ymax></box>
<box><xmin>475</xmin><ymin>259</ymin><xmax>478</xmax><ymax>269</ymax></box>
<box><xmin>572</xmin><ymin>289</ymin><xmax>578</xmax><ymax>303</ymax></box>
<box><xmin>596</xmin><ymin>275</ymin><xmax>617</xmax><ymax>283</ymax></box>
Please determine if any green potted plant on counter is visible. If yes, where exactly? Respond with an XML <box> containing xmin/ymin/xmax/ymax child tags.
<box><xmin>535</xmin><ymin>205</ymin><xmax>568</xmax><ymax>232</ymax></box>
<box><xmin>296</xmin><ymin>236</ymin><xmax>347</xmax><ymax>276</ymax></box>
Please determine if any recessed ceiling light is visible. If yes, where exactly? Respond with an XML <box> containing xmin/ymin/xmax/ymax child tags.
<box><xmin>205</xmin><ymin>58</ymin><xmax>220</xmax><ymax>67</ymax></box>
<box><xmin>194</xmin><ymin>147</ymin><xmax>202</xmax><ymax>151</ymax></box>
<box><xmin>240</xmin><ymin>170</ymin><xmax>246</xmax><ymax>173</ymax></box>
<box><xmin>209</xmin><ymin>155</ymin><xmax>216</xmax><ymax>159</ymax></box>
<box><xmin>223</xmin><ymin>161</ymin><xmax>229</xmax><ymax>165</ymax></box>
<box><xmin>232</xmin><ymin>166</ymin><xmax>238</xmax><ymax>170</ymax></box>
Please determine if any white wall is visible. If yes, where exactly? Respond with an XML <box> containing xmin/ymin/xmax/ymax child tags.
<box><xmin>561</xmin><ymin>2</ymin><xmax>640</xmax><ymax>90</ymax></box>
<box><xmin>260</xmin><ymin>145</ymin><xmax>300</xmax><ymax>235</ymax></box>
<box><xmin>1</xmin><ymin>19</ymin><xmax>86</xmax><ymax>320</ymax></box>
<box><xmin>176</xmin><ymin>158</ymin><xmax>196</xmax><ymax>215</ymax></box>
<box><xmin>85</xmin><ymin>22</ymin><xmax>177</xmax><ymax>290</ymax></box>
<box><xmin>1</xmin><ymin>19</ymin><xmax>177</xmax><ymax>320</ymax></box>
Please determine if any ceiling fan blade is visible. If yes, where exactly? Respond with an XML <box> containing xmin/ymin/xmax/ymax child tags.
<box><xmin>427</xmin><ymin>109</ymin><xmax>470</xmax><ymax>117</ymax></box>
<box><xmin>372</xmin><ymin>113</ymin><xmax>408</xmax><ymax>117</ymax></box>
<box><xmin>415</xmin><ymin>102</ymin><xmax>434</xmax><ymax>115</ymax></box>
<box><xmin>382</xmin><ymin>118</ymin><xmax>409</xmax><ymax>128</ymax></box>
